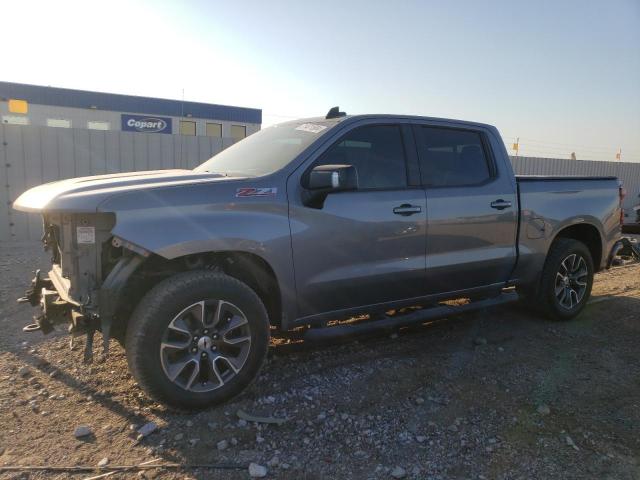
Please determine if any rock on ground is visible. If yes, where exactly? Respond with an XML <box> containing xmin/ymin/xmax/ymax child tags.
<box><xmin>73</xmin><ymin>426</ymin><xmax>92</xmax><ymax>438</ymax></box>
<box><xmin>248</xmin><ymin>462</ymin><xmax>268</xmax><ymax>478</ymax></box>
<box><xmin>391</xmin><ymin>466</ymin><xmax>407</xmax><ymax>478</ymax></box>
<box><xmin>137</xmin><ymin>422</ymin><xmax>158</xmax><ymax>437</ymax></box>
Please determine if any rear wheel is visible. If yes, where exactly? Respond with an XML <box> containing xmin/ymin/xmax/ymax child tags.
<box><xmin>125</xmin><ymin>271</ymin><xmax>270</xmax><ymax>409</ymax></box>
<box><xmin>537</xmin><ymin>238</ymin><xmax>594</xmax><ymax>320</ymax></box>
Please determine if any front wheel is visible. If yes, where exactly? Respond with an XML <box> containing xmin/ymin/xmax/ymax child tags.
<box><xmin>537</xmin><ymin>238</ymin><xmax>594</xmax><ymax>320</ymax></box>
<box><xmin>125</xmin><ymin>271</ymin><xmax>270</xmax><ymax>409</ymax></box>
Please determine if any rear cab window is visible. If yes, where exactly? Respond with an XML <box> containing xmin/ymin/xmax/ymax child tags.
<box><xmin>416</xmin><ymin>127</ymin><xmax>493</xmax><ymax>187</ymax></box>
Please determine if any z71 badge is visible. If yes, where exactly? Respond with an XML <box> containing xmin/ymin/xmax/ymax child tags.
<box><xmin>236</xmin><ymin>187</ymin><xmax>278</xmax><ymax>198</ymax></box>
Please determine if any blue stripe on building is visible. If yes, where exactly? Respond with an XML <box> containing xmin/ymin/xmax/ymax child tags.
<box><xmin>0</xmin><ymin>81</ymin><xmax>262</xmax><ymax>124</ymax></box>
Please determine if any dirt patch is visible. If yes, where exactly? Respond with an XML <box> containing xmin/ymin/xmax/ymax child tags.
<box><xmin>0</xmin><ymin>241</ymin><xmax>639</xmax><ymax>479</ymax></box>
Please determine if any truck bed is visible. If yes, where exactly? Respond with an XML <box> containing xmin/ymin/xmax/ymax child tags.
<box><xmin>512</xmin><ymin>174</ymin><xmax>621</xmax><ymax>286</ymax></box>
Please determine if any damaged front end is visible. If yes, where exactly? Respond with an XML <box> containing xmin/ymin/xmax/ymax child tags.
<box><xmin>18</xmin><ymin>212</ymin><xmax>147</xmax><ymax>363</ymax></box>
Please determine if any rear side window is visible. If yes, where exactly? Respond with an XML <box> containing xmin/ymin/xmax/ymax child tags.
<box><xmin>418</xmin><ymin>127</ymin><xmax>491</xmax><ymax>187</ymax></box>
<box><xmin>315</xmin><ymin>125</ymin><xmax>407</xmax><ymax>189</ymax></box>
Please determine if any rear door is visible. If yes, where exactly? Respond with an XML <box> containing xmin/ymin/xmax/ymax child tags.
<box><xmin>288</xmin><ymin>123</ymin><xmax>427</xmax><ymax>318</ymax></box>
<box><xmin>414</xmin><ymin>125</ymin><xmax>518</xmax><ymax>294</ymax></box>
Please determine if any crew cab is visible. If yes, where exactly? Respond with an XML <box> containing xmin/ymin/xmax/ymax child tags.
<box><xmin>14</xmin><ymin>108</ymin><xmax>624</xmax><ymax>408</ymax></box>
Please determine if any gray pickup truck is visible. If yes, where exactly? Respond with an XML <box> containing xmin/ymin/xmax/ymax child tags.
<box><xmin>14</xmin><ymin>108</ymin><xmax>625</xmax><ymax>408</ymax></box>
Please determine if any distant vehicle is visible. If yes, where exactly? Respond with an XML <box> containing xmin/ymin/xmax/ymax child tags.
<box><xmin>14</xmin><ymin>108</ymin><xmax>625</xmax><ymax>409</ymax></box>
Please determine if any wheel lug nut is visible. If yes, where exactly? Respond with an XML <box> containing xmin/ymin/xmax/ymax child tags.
<box><xmin>192</xmin><ymin>348</ymin><xmax>197</xmax><ymax>353</ymax></box>
<box><xmin>203</xmin><ymin>329</ymin><xmax>208</xmax><ymax>334</ymax></box>
<box><xmin>201</xmin><ymin>352</ymin><xmax>207</xmax><ymax>358</ymax></box>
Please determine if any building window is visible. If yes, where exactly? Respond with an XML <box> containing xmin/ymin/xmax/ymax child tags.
<box><xmin>180</xmin><ymin>120</ymin><xmax>196</xmax><ymax>136</ymax></box>
<box><xmin>231</xmin><ymin>124</ymin><xmax>246</xmax><ymax>140</ymax></box>
<box><xmin>47</xmin><ymin>118</ymin><xmax>72</xmax><ymax>128</ymax></box>
<box><xmin>206</xmin><ymin>122</ymin><xmax>222</xmax><ymax>138</ymax></box>
<box><xmin>87</xmin><ymin>121</ymin><xmax>110</xmax><ymax>131</ymax></box>
<box><xmin>2</xmin><ymin>115</ymin><xmax>30</xmax><ymax>126</ymax></box>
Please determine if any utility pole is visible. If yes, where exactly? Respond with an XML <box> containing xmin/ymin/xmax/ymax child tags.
<box><xmin>615</xmin><ymin>148</ymin><xmax>622</xmax><ymax>161</ymax></box>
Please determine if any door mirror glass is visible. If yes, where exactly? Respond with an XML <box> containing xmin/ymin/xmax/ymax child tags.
<box><xmin>308</xmin><ymin>164</ymin><xmax>358</xmax><ymax>191</ymax></box>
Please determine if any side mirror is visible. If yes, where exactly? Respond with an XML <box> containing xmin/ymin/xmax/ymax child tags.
<box><xmin>308</xmin><ymin>164</ymin><xmax>358</xmax><ymax>191</ymax></box>
<box><xmin>303</xmin><ymin>164</ymin><xmax>358</xmax><ymax>208</ymax></box>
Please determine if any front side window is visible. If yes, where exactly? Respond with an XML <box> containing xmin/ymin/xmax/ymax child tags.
<box><xmin>315</xmin><ymin>125</ymin><xmax>407</xmax><ymax>189</ymax></box>
<box><xmin>418</xmin><ymin>127</ymin><xmax>491</xmax><ymax>187</ymax></box>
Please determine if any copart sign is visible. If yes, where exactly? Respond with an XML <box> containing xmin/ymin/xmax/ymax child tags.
<box><xmin>121</xmin><ymin>114</ymin><xmax>172</xmax><ymax>134</ymax></box>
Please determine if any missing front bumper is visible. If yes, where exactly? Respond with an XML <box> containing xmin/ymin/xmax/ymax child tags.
<box><xmin>17</xmin><ymin>270</ymin><xmax>99</xmax><ymax>362</ymax></box>
<box><xmin>18</xmin><ymin>270</ymin><xmax>72</xmax><ymax>334</ymax></box>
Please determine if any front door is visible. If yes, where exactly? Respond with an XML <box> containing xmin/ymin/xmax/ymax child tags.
<box><xmin>414</xmin><ymin>125</ymin><xmax>518</xmax><ymax>294</ymax></box>
<box><xmin>288</xmin><ymin>124</ymin><xmax>427</xmax><ymax>318</ymax></box>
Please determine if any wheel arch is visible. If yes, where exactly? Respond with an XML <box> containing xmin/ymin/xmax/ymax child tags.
<box><xmin>112</xmin><ymin>250</ymin><xmax>284</xmax><ymax>342</ymax></box>
<box><xmin>552</xmin><ymin>222</ymin><xmax>603</xmax><ymax>271</ymax></box>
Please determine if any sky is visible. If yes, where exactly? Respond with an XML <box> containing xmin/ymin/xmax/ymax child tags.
<box><xmin>4</xmin><ymin>0</ymin><xmax>639</xmax><ymax>161</ymax></box>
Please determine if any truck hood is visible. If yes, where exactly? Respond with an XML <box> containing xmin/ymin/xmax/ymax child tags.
<box><xmin>13</xmin><ymin>169</ymin><xmax>237</xmax><ymax>213</ymax></box>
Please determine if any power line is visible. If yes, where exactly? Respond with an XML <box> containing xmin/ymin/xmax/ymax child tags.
<box><xmin>503</xmin><ymin>134</ymin><xmax>640</xmax><ymax>157</ymax></box>
<box><xmin>503</xmin><ymin>134</ymin><xmax>634</xmax><ymax>151</ymax></box>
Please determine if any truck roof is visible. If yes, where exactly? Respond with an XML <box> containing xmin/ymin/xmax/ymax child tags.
<box><xmin>283</xmin><ymin>113</ymin><xmax>497</xmax><ymax>131</ymax></box>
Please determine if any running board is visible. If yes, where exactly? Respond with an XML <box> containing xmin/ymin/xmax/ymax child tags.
<box><xmin>303</xmin><ymin>291</ymin><xmax>519</xmax><ymax>342</ymax></box>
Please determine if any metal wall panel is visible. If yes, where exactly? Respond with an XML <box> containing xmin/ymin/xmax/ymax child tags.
<box><xmin>24</xmin><ymin>127</ymin><xmax>46</xmax><ymax>239</ymax></box>
<box><xmin>119</xmin><ymin>133</ymin><xmax>135</xmax><ymax>173</ymax></box>
<box><xmin>89</xmin><ymin>130</ymin><xmax>107</xmax><ymax>175</ymax></box>
<box><xmin>133</xmin><ymin>134</ymin><xmax>148</xmax><ymax>171</ymax></box>
<box><xmin>185</xmin><ymin>137</ymin><xmax>200</xmax><ymax>168</ymax></box>
<box><xmin>74</xmin><ymin>130</ymin><xmax>92</xmax><ymax>178</ymax></box>
<box><xmin>58</xmin><ymin>129</ymin><xmax>76</xmax><ymax>179</ymax></box>
<box><xmin>105</xmin><ymin>133</ymin><xmax>121</xmax><ymax>174</ymax></box>
<box><xmin>5</xmin><ymin>126</ymin><xmax>29</xmax><ymax>240</ymax></box>
<box><xmin>160</xmin><ymin>135</ymin><xmax>174</xmax><ymax>170</ymax></box>
<box><xmin>0</xmin><ymin>126</ymin><xmax>11</xmax><ymax>240</ymax></box>
<box><xmin>148</xmin><ymin>135</ymin><xmax>163</xmax><ymax>171</ymax></box>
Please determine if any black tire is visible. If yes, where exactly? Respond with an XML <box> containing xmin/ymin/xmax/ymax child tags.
<box><xmin>125</xmin><ymin>271</ymin><xmax>270</xmax><ymax>409</ymax></box>
<box><xmin>536</xmin><ymin>238</ymin><xmax>594</xmax><ymax>320</ymax></box>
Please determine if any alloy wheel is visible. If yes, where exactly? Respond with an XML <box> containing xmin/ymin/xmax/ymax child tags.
<box><xmin>554</xmin><ymin>253</ymin><xmax>589</xmax><ymax>310</ymax></box>
<box><xmin>159</xmin><ymin>300</ymin><xmax>251</xmax><ymax>392</ymax></box>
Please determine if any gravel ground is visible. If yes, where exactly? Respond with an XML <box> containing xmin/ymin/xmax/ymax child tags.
<box><xmin>0</xmin><ymin>240</ymin><xmax>639</xmax><ymax>480</ymax></box>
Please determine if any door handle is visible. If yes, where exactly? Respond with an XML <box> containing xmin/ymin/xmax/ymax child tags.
<box><xmin>393</xmin><ymin>204</ymin><xmax>422</xmax><ymax>216</ymax></box>
<box><xmin>490</xmin><ymin>199</ymin><xmax>512</xmax><ymax>210</ymax></box>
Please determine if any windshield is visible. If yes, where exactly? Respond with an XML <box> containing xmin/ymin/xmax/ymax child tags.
<box><xmin>194</xmin><ymin>121</ymin><xmax>335</xmax><ymax>176</ymax></box>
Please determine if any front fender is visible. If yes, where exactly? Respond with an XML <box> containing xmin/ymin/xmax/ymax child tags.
<box><xmin>98</xmin><ymin>179</ymin><xmax>297</xmax><ymax>325</ymax></box>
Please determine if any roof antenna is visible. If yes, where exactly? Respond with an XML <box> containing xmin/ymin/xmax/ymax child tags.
<box><xmin>325</xmin><ymin>106</ymin><xmax>346</xmax><ymax>119</ymax></box>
